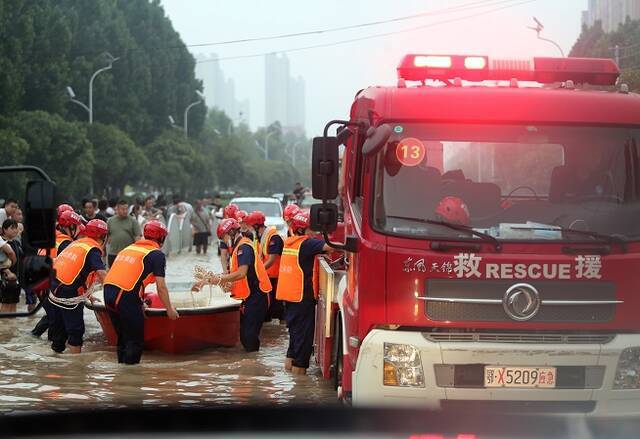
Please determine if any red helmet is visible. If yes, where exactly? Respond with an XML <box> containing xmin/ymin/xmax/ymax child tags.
<box><xmin>283</xmin><ymin>204</ymin><xmax>300</xmax><ymax>221</ymax></box>
<box><xmin>435</xmin><ymin>196</ymin><xmax>470</xmax><ymax>226</ymax></box>
<box><xmin>84</xmin><ymin>219</ymin><xmax>108</xmax><ymax>239</ymax></box>
<box><xmin>143</xmin><ymin>220</ymin><xmax>168</xmax><ymax>240</ymax></box>
<box><xmin>217</xmin><ymin>218</ymin><xmax>240</xmax><ymax>239</ymax></box>
<box><xmin>245</xmin><ymin>210</ymin><xmax>266</xmax><ymax>227</ymax></box>
<box><xmin>58</xmin><ymin>210</ymin><xmax>83</xmax><ymax>227</ymax></box>
<box><xmin>57</xmin><ymin>204</ymin><xmax>73</xmax><ymax>220</ymax></box>
<box><xmin>235</xmin><ymin>210</ymin><xmax>248</xmax><ymax>223</ymax></box>
<box><xmin>223</xmin><ymin>203</ymin><xmax>239</xmax><ymax>219</ymax></box>
<box><xmin>290</xmin><ymin>211</ymin><xmax>310</xmax><ymax>231</ymax></box>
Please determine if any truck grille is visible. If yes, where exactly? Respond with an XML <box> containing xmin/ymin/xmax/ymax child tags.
<box><xmin>425</xmin><ymin>279</ymin><xmax>617</xmax><ymax>323</ymax></box>
<box><xmin>425</xmin><ymin>332</ymin><xmax>615</xmax><ymax>344</ymax></box>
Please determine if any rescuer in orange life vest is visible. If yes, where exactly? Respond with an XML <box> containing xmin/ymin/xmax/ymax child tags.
<box><xmin>48</xmin><ymin>219</ymin><xmax>108</xmax><ymax>354</ymax></box>
<box><xmin>245</xmin><ymin>210</ymin><xmax>285</xmax><ymax>323</ymax></box>
<box><xmin>219</xmin><ymin>203</ymin><xmax>239</xmax><ymax>274</ymax></box>
<box><xmin>31</xmin><ymin>207</ymin><xmax>84</xmax><ymax>339</ymax></box>
<box><xmin>192</xmin><ymin>218</ymin><xmax>272</xmax><ymax>352</ymax></box>
<box><xmin>283</xmin><ymin>204</ymin><xmax>300</xmax><ymax>237</ymax></box>
<box><xmin>235</xmin><ymin>209</ymin><xmax>253</xmax><ymax>237</ymax></box>
<box><xmin>277</xmin><ymin>211</ymin><xmax>332</xmax><ymax>375</ymax></box>
<box><xmin>103</xmin><ymin>220</ymin><xmax>179</xmax><ymax>365</ymax></box>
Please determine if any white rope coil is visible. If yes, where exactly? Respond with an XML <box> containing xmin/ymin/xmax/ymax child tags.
<box><xmin>48</xmin><ymin>283</ymin><xmax>100</xmax><ymax>310</ymax></box>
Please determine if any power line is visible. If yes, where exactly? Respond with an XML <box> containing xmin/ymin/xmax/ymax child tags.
<box><xmin>197</xmin><ymin>0</ymin><xmax>537</xmax><ymax>64</ymax></box>
<box><xmin>619</xmin><ymin>48</ymin><xmax>640</xmax><ymax>61</ymax></box>
<box><xmin>618</xmin><ymin>41</ymin><xmax>640</xmax><ymax>50</ymax></box>
<box><xmin>185</xmin><ymin>0</ymin><xmax>523</xmax><ymax>50</ymax></box>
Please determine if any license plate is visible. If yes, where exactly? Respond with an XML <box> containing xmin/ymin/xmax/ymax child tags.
<box><xmin>484</xmin><ymin>366</ymin><xmax>556</xmax><ymax>388</ymax></box>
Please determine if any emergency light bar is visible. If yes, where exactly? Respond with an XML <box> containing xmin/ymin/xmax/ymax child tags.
<box><xmin>397</xmin><ymin>54</ymin><xmax>620</xmax><ymax>86</ymax></box>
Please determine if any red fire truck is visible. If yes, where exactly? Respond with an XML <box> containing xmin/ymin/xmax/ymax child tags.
<box><xmin>310</xmin><ymin>54</ymin><xmax>640</xmax><ymax>416</ymax></box>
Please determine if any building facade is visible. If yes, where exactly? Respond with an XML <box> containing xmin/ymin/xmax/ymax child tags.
<box><xmin>582</xmin><ymin>0</ymin><xmax>640</xmax><ymax>32</ymax></box>
<box><xmin>265</xmin><ymin>52</ymin><xmax>306</xmax><ymax>133</ymax></box>
<box><xmin>195</xmin><ymin>54</ymin><xmax>249</xmax><ymax>124</ymax></box>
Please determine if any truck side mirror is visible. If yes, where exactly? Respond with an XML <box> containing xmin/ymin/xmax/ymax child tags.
<box><xmin>310</xmin><ymin>203</ymin><xmax>338</xmax><ymax>233</ymax></box>
<box><xmin>24</xmin><ymin>180</ymin><xmax>56</xmax><ymax>249</ymax></box>
<box><xmin>312</xmin><ymin>136</ymin><xmax>339</xmax><ymax>200</ymax></box>
<box><xmin>362</xmin><ymin>124</ymin><xmax>392</xmax><ymax>156</ymax></box>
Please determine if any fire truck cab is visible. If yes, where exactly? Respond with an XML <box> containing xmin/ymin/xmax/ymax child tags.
<box><xmin>311</xmin><ymin>54</ymin><xmax>640</xmax><ymax>417</ymax></box>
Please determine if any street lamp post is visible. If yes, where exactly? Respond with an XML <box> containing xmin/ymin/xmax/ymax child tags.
<box><xmin>66</xmin><ymin>52</ymin><xmax>119</xmax><ymax>124</ymax></box>
<box><xmin>264</xmin><ymin>130</ymin><xmax>276</xmax><ymax>161</ymax></box>
<box><xmin>528</xmin><ymin>17</ymin><xmax>565</xmax><ymax>57</ymax></box>
<box><xmin>184</xmin><ymin>91</ymin><xmax>205</xmax><ymax>138</ymax></box>
<box><xmin>288</xmin><ymin>141</ymin><xmax>304</xmax><ymax>166</ymax></box>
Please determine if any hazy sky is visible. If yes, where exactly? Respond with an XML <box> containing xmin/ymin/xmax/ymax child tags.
<box><xmin>161</xmin><ymin>0</ymin><xmax>588</xmax><ymax>135</ymax></box>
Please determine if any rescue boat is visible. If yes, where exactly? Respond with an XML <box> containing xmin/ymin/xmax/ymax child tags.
<box><xmin>85</xmin><ymin>282</ymin><xmax>241</xmax><ymax>354</ymax></box>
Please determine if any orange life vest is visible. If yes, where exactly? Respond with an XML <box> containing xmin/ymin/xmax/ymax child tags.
<box><xmin>259</xmin><ymin>227</ymin><xmax>281</xmax><ymax>279</ymax></box>
<box><xmin>53</xmin><ymin>237</ymin><xmax>103</xmax><ymax>287</ymax></box>
<box><xmin>104</xmin><ymin>239</ymin><xmax>161</xmax><ymax>296</ymax></box>
<box><xmin>38</xmin><ymin>231</ymin><xmax>72</xmax><ymax>258</ymax></box>
<box><xmin>229</xmin><ymin>237</ymin><xmax>272</xmax><ymax>300</ymax></box>
<box><xmin>276</xmin><ymin>235</ymin><xmax>320</xmax><ymax>303</ymax></box>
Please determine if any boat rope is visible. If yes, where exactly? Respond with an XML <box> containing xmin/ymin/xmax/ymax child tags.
<box><xmin>48</xmin><ymin>283</ymin><xmax>100</xmax><ymax>310</ymax></box>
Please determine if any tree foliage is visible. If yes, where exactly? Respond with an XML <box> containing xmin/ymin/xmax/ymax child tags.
<box><xmin>86</xmin><ymin>122</ymin><xmax>149</xmax><ymax>197</ymax></box>
<box><xmin>0</xmin><ymin>111</ymin><xmax>93</xmax><ymax>200</ymax></box>
<box><xmin>570</xmin><ymin>18</ymin><xmax>640</xmax><ymax>91</ymax></box>
<box><xmin>0</xmin><ymin>1</ymin><xmax>310</xmax><ymax>201</ymax></box>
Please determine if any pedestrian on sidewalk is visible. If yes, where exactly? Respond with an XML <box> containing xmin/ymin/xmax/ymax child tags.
<box><xmin>191</xmin><ymin>200</ymin><xmax>211</xmax><ymax>255</ymax></box>
<box><xmin>0</xmin><ymin>219</ymin><xmax>21</xmax><ymax>313</ymax></box>
<box><xmin>106</xmin><ymin>200</ymin><xmax>141</xmax><ymax>268</ymax></box>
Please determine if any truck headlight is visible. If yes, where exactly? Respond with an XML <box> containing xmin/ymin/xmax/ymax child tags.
<box><xmin>383</xmin><ymin>342</ymin><xmax>425</xmax><ymax>387</ymax></box>
<box><xmin>613</xmin><ymin>347</ymin><xmax>640</xmax><ymax>389</ymax></box>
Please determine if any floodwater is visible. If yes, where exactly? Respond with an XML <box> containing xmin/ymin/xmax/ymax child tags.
<box><xmin>0</xmin><ymin>249</ymin><xmax>336</xmax><ymax>413</ymax></box>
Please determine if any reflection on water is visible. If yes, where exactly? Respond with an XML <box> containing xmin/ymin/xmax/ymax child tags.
<box><xmin>0</xmin><ymin>251</ymin><xmax>335</xmax><ymax>413</ymax></box>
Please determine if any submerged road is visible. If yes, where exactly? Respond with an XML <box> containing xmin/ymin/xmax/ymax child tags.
<box><xmin>0</xmin><ymin>250</ymin><xmax>336</xmax><ymax>413</ymax></box>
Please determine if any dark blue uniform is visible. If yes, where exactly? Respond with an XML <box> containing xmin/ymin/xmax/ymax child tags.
<box><xmin>235</xmin><ymin>241</ymin><xmax>268</xmax><ymax>352</ymax></box>
<box><xmin>31</xmin><ymin>240</ymin><xmax>73</xmax><ymax>338</ymax></box>
<box><xmin>265</xmin><ymin>233</ymin><xmax>284</xmax><ymax>321</ymax></box>
<box><xmin>104</xmin><ymin>250</ymin><xmax>166</xmax><ymax>365</ymax></box>
<box><xmin>286</xmin><ymin>238</ymin><xmax>326</xmax><ymax>369</ymax></box>
<box><xmin>49</xmin><ymin>247</ymin><xmax>104</xmax><ymax>352</ymax></box>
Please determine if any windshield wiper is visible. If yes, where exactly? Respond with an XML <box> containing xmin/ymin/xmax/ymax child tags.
<box><xmin>509</xmin><ymin>226</ymin><xmax>628</xmax><ymax>252</ymax></box>
<box><xmin>387</xmin><ymin>216</ymin><xmax>502</xmax><ymax>251</ymax></box>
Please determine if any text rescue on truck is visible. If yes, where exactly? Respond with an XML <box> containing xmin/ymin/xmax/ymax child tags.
<box><xmin>309</xmin><ymin>54</ymin><xmax>640</xmax><ymax>416</ymax></box>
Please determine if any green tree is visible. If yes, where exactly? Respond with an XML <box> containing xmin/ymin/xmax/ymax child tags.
<box><xmin>0</xmin><ymin>111</ymin><xmax>93</xmax><ymax>201</ymax></box>
<box><xmin>144</xmin><ymin>130</ymin><xmax>204</xmax><ymax>195</ymax></box>
<box><xmin>0</xmin><ymin>129</ymin><xmax>29</xmax><ymax>166</ymax></box>
<box><xmin>85</xmin><ymin>122</ymin><xmax>149</xmax><ymax>197</ymax></box>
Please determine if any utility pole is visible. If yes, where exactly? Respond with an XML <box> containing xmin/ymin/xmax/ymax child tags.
<box><xmin>528</xmin><ymin>17</ymin><xmax>565</xmax><ymax>57</ymax></box>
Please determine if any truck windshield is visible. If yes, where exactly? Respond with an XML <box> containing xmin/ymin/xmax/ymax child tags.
<box><xmin>373</xmin><ymin>123</ymin><xmax>640</xmax><ymax>242</ymax></box>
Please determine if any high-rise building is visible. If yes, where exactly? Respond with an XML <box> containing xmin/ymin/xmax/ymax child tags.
<box><xmin>265</xmin><ymin>53</ymin><xmax>306</xmax><ymax>133</ymax></box>
<box><xmin>582</xmin><ymin>0</ymin><xmax>640</xmax><ymax>32</ymax></box>
<box><xmin>194</xmin><ymin>53</ymin><xmax>249</xmax><ymax>124</ymax></box>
